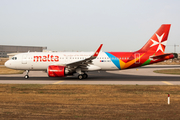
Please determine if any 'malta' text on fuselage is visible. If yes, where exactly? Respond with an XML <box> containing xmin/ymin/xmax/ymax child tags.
<box><xmin>34</xmin><ymin>54</ymin><xmax>59</xmax><ymax>62</ymax></box>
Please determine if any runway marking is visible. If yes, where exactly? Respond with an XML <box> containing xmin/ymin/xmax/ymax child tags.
<box><xmin>53</xmin><ymin>81</ymin><xmax>64</xmax><ymax>84</ymax></box>
<box><xmin>162</xmin><ymin>81</ymin><xmax>173</xmax><ymax>85</ymax></box>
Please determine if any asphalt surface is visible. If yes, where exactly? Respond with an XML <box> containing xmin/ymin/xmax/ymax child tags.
<box><xmin>0</xmin><ymin>65</ymin><xmax>180</xmax><ymax>85</ymax></box>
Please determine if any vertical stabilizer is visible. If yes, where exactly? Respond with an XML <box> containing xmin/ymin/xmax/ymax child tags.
<box><xmin>137</xmin><ymin>24</ymin><xmax>171</xmax><ymax>55</ymax></box>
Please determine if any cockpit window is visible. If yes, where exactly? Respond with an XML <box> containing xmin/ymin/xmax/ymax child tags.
<box><xmin>12</xmin><ymin>57</ymin><xmax>17</xmax><ymax>60</ymax></box>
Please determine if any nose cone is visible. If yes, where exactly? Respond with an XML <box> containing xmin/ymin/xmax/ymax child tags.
<box><xmin>5</xmin><ymin>60</ymin><xmax>11</xmax><ymax>68</ymax></box>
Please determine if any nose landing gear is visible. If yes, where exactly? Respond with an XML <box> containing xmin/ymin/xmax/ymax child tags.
<box><xmin>24</xmin><ymin>70</ymin><xmax>29</xmax><ymax>79</ymax></box>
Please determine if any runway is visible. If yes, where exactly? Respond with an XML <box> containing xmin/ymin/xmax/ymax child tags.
<box><xmin>0</xmin><ymin>65</ymin><xmax>180</xmax><ymax>85</ymax></box>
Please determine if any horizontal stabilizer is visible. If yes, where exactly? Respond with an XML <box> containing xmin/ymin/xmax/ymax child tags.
<box><xmin>150</xmin><ymin>53</ymin><xmax>178</xmax><ymax>59</ymax></box>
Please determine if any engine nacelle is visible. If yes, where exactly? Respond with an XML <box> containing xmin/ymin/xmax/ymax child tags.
<box><xmin>47</xmin><ymin>65</ymin><xmax>68</xmax><ymax>77</ymax></box>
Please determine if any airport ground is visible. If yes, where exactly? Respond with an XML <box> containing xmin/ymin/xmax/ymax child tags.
<box><xmin>1</xmin><ymin>84</ymin><xmax>180</xmax><ymax>120</ymax></box>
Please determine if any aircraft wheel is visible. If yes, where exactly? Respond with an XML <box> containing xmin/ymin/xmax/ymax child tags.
<box><xmin>83</xmin><ymin>74</ymin><xmax>88</xmax><ymax>79</ymax></box>
<box><xmin>78</xmin><ymin>74</ymin><xmax>83</xmax><ymax>80</ymax></box>
<box><xmin>24</xmin><ymin>75</ymin><xmax>29</xmax><ymax>79</ymax></box>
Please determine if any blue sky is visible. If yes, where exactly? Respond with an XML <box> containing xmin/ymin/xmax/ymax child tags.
<box><xmin>0</xmin><ymin>0</ymin><xmax>180</xmax><ymax>52</ymax></box>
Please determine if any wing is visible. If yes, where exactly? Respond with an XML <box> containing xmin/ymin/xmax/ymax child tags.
<box><xmin>65</xmin><ymin>44</ymin><xmax>103</xmax><ymax>70</ymax></box>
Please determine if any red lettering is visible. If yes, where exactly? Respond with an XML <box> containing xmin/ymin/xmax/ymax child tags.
<box><xmin>42</xmin><ymin>56</ymin><xmax>47</xmax><ymax>62</ymax></box>
<box><xmin>33</xmin><ymin>55</ymin><xmax>59</xmax><ymax>62</ymax></box>
<box><xmin>34</xmin><ymin>56</ymin><xmax>42</xmax><ymax>62</ymax></box>
<box><xmin>54</xmin><ymin>56</ymin><xmax>59</xmax><ymax>62</ymax></box>
<box><xmin>51</xmin><ymin>55</ymin><xmax>54</xmax><ymax>62</ymax></box>
<box><xmin>48</xmin><ymin>54</ymin><xmax>50</xmax><ymax>62</ymax></box>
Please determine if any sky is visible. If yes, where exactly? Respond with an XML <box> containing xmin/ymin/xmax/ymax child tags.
<box><xmin>0</xmin><ymin>0</ymin><xmax>180</xmax><ymax>53</ymax></box>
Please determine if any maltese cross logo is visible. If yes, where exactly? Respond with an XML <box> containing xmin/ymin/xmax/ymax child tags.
<box><xmin>150</xmin><ymin>33</ymin><xmax>167</xmax><ymax>52</ymax></box>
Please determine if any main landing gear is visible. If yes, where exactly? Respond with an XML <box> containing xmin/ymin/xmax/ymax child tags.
<box><xmin>24</xmin><ymin>70</ymin><xmax>29</xmax><ymax>79</ymax></box>
<box><xmin>76</xmin><ymin>68</ymin><xmax>88</xmax><ymax>80</ymax></box>
<box><xmin>78</xmin><ymin>73</ymin><xmax>88</xmax><ymax>80</ymax></box>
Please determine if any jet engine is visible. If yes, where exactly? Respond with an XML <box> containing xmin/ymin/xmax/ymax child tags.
<box><xmin>47</xmin><ymin>65</ymin><xmax>70</xmax><ymax>77</ymax></box>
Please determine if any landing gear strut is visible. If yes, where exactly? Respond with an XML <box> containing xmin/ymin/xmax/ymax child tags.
<box><xmin>24</xmin><ymin>70</ymin><xmax>29</xmax><ymax>79</ymax></box>
<box><xmin>76</xmin><ymin>68</ymin><xmax>88</xmax><ymax>80</ymax></box>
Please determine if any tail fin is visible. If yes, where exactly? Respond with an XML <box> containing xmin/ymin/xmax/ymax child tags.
<box><xmin>137</xmin><ymin>24</ymin><xmax>171</xmax><ymax>55</ymax></box>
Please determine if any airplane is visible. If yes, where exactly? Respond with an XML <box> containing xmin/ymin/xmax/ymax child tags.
<box><xmin>5</xmin><ymin>24</ymin><xmax>178</xmax><ymax>79</ymax></box>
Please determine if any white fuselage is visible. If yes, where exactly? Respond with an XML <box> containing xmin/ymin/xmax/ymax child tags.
<box><xmin>5</xmin><ymin>52</ymin><xmax>118</xmax><ymax>71</ymax></box>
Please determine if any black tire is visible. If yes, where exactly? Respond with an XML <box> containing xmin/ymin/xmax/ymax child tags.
<box><xmin>24</xmin><ymin>75</ymin><xmax>29</xmax><ymax>79</ymax></box>
<box><xmin>78</xmin><ymin>74</ymin><xmax>83</xmax><ymax>80</ymax></box>
<box><xmin>83</xmin><ymin>74</ymin><xmax>88</xmax><ymax>79</ymax></box>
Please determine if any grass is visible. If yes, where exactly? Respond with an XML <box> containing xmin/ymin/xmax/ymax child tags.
<box><xmin>154</xmin><ymin>69</ymin><xmax>180</xmax><ymax>75</ymax></box>
<box><xmin>0</xmin><ymin>66</ymin><xmax>24</xmax><ymax>75</ymax></box>
<box><xmin>0</xmin><ymin>84</ymin><xmax>180</xmax><ymax>119</ymax></box>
